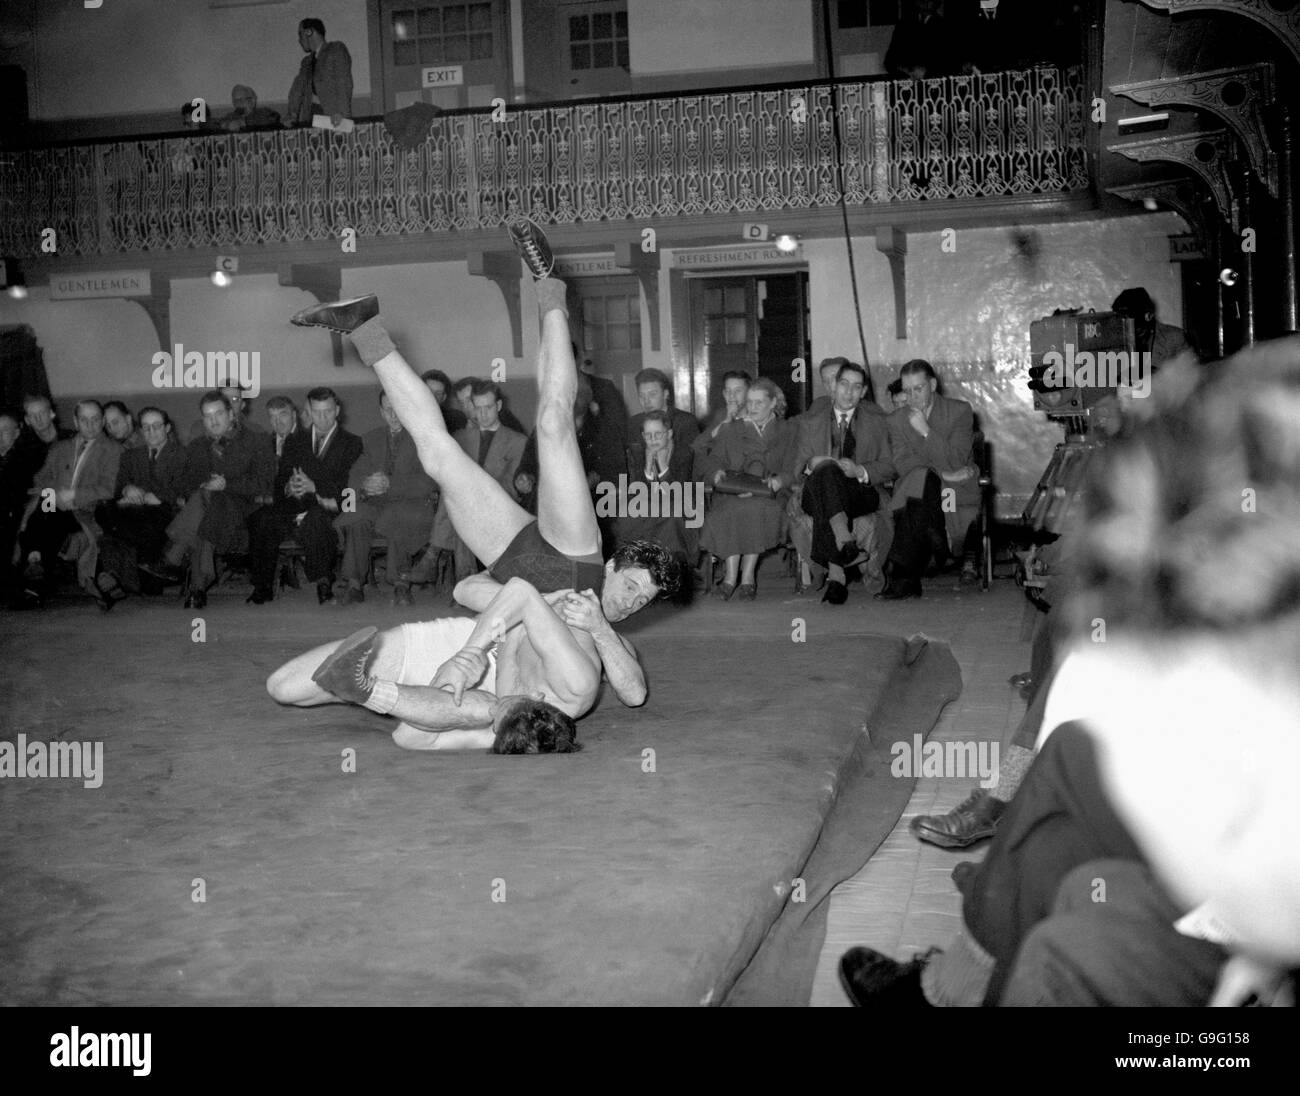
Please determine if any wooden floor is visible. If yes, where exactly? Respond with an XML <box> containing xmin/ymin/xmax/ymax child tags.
<box><xmin>0</xmin><ymin>559</ymin><xmax>1031</xmax><ymax>1005</ymax></box>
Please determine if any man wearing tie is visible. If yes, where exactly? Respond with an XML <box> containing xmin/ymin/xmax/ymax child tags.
<box><xmin>287</xmin><ymin>17</ymin><xmax>353</xmax><ymax>128</ymax></box>
<box><xmin>333</xmin><ymin>390</ymin><xmax>436</xmax><ymax>607</ymax></box>
<box><xmin>248</xmin><ymin>386</ymin><xmax>362</xmax><ymax>605</ymax></box>
<box><xmin>792</xmin><ymin>361</ymin><xmax>894</xmax><ymax>605</ymax></box>
<box><xmin>14</xmin><ymin>400</ymin><xmax>121</xmax><ymax>609</ymax></box>
<box><xmin>429</xmin><ymin>380</ymin><xmax>525</xmax><ymax>584</ymax></box>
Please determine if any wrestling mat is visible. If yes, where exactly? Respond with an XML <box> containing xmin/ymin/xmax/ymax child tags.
<box><xmin>0</xmin><ymin>629</ymin><xmax>960</xmax><ymax>1006</ymax></box>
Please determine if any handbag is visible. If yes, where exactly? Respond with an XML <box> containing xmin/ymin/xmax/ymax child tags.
<box><xmin>712</xmin><ymin>472</ymin><xmax>775</xmax><ymax>497</ymax></box>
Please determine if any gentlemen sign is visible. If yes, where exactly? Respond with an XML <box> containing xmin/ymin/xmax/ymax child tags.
<box><xmin>673</xmin><ymin>244</ymin><xmax>802</xmax><ymax>268</ymax></box>
<box><xmin>553</xmin><ymin>255</ymin><xmax>631</xmax><ymax>277</ymax></box>
<box><xmin>422</xmin><ymin>65</ymin><xmax>464</xmax><ymax>88</ymax></box>
<box><xmin>50</xmin><ymin>270</ymin><xmax>152</xmax><ymax>299</ymax></box>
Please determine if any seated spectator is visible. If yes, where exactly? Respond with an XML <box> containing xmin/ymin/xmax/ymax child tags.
<box><xmin>800</xmin><ymin>357</ymin><xmax>853</xmax><ymax>421</ymax></box>
<box><xmin>452</xmin><ymin>376</ymin><xmax>526</xmax><ymax>435</ymax></box>
<box><xmin>94</xmin><ymin>407</ymin><xmax>186</xmax><ymax>604</ymax></box>
<box><xmin>288</xmin><ymin>17</ymin><xmax>353</xmax><ymax>128</ymax></box>
<box><xmin>841</xmin><ymin>342</ymin><xmax>1300</xmax><ymax>1005</ymax></box>
<box><xmin>698</xmin><ymin>378</ymin><xmax>797</xmax><ymax>601</ymax></box>
<box><xmin>16</xmin><ymin>394</ymin><xmax>74</xmax><ymax>462</ymax></box>
<box><xmin>103</xmin><ymin>400</ymin><xmax>144</xmax><ymax>450</ymax></box>
<box><xmin>429</xmin><ymin>380</ymin><xmax>525</xmax><ymax>583</ymax></box>
<box><xmin>332</xmin><ymin>390</ymin><xmax>436</xmax><ymax>607</ymax></box>
<box><xmin>887</xmin><ymin>377</ymin><xmax>908</xmax><ymax>410</ymax></box>
<box><xmin>792</xmin><ymin>361</ymin><xmax>894</xmax><ymax>605</ymax></box>
<box><xmin>157</xmin><ymin>391</ymin><xmax>265</xmax><ymax>609</ymax></box>
<box><xmin>613</xmin><ymin>408</ymin><xmax>700</xmax><ymax>562</ymax></box>
<box><xmin>515</xmin><ymin>375</ymin><xmax>598</xmax><ymax>517</ymax></box>
<box><xmin>179</xmin><ymin>99</ymin><xmax>216</xmax><ymax>132</ymax></box>
<box><xmin>188</xmin><ymin>383</ymin><xmax>261</xmax><ymax>445</ymax></box>
<box><xmin>877</xmin><ymin>359</ymin><xmax>979</xmax><ymax>598</ymax></box>
<box><xmin>247</xmin><ymin>387</ymin><xmax>362</xmax><ymax>607</ymax></box>
<box><xmin>254</xmin><ymin>395</ymin><xmax>302</xmax><ymax>506</ymax></box>
<box><xmin>693</xmin><ymin>371</ymin><xmax>751</xmax><ymax>475</ymax></box>
<box><xmin>13</xmin><ymin>400</ymin><xmax>121</xmax><ymax>609</ymax></box>
<box><xmin>218</xmin><ymin>85</ymin><xmax>282</xmax><ymax>132</ymax></box>
<box><xmin>0</xmin><ymin>411</ymin><xmax>30</xmax><ymax>600</ymax></box>
<box><xmin>885</xmin><ymin>0</ymin><xmax>953</xmax><ymax>80</ymax></box>
<box><xmin>420</xmin><ymin>369</ymin><xmax>468</xmax><ymax>434</ymax></box>
<box><xmin>629</xmin><ymin>367</ymin><xmax>699</xmax><ymax>450</ymax></box>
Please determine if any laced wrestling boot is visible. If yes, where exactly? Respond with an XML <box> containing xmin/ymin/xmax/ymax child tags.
<box><xmin>506</xmin><ymin>217</ymin><xmax>556</xmax><ymax>280</ymax></box>
<box><xmin>311</xmin><ymin>626</ymin><xmax>380</xmax><ymax>704</ymax></box>
<box><xmin>839</xmin><ymin>947</ymin><xmax>938</xmax><ymax>1007</ymax></box>
<box><xmin>910</xmin><ymin>788</ymin><xmax>1006</xmax><ymax>849</ymax></box>
<box><xmin>291</xmin><ymin>295</ymin><xmax>380</xmax><ymax>334</ymax></box>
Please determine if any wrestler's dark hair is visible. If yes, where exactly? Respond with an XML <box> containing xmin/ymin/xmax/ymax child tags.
<box><xmin>1063</xmin><ymin>339</ymin><xmax>1300</xmax><ymax>645</ymax></box>
<box><xmin>306</xmin><ymin>386</ymin><xmax>339</xmax><ymax>406</ymax></box>
<box><xmin>836</xmin><ymin>361</ymin><xmax>868</xmax><ymax>387</ymax></box>
<box><xmin>299</xmin><ymin>18</ymin><xmax>326</xmax><ymax>38</ymax></box>
<box><xmin>611</xmin><ymin>539</ymin><xmax>681</xmax><ymax>601</ymax></box>
<box><xmin>103</xmin><ymin>400</ymin><xmax>132</xmax><ymax>422</ymax></box>
<box><xmin>470</xmin><ymin>379</ymin><xmax>502</xmax><ymax>401</ymax></box>
<box><xmin>265</xmin><ymin>395</ymin><xmax>295</xmax><ymax>413</ymax></box>
<box><xmin>634</xmin><ymin>367</ymin><xmax>671</xmax><ymax>393</ymax></box>
<box><xmin>420</xmin><ymin>368</ymin><xmax>453</xmax><ymax>392</ymax></box>
<box><xmin>199</xmin><ymin>390</ymin><xmax>232</xmax><ymax>413</ymax></box>
<box><xmin>491</xmin><ymin>699</ymin><xmax>581</xmax><ymax>755</ymax></box>
<box><xmin>899</xmin><ymin>359</ymin><xmax>937</xmax><ymax>382</ymax></box>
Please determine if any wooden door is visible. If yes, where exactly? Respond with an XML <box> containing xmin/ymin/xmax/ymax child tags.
<box><xmin>688</xmin><ymin>277</ymin><xmax>759</xmax><ymax>419</ymax></box>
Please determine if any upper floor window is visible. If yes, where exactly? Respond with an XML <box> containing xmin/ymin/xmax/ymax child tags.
<box><xmin>391</xmin><ymin>3</ymin><xmax>495</xmax><ymax>67</ymax></box>
<box><xmin>837</xmin><ymin>0</ymin><xmax>902</xmax><ymax>29</ymax></box>
<box><xmin>568</xmin><ymin>6</ymin><xmax>629</xmax><ymax>72</ymax></box>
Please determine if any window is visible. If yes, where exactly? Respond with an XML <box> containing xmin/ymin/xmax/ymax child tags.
<box><xmin>391</xmin><ymin>3</ymin><xmax>494</xmax><ymax>67</ymax></box>
<box><xmin>568</xmin><ymin>8</ymin><xmax>629</xmax><ymax>72</ymax></box>
<box><xmin>582</xmin><ymin>290</ymin><xmax>641</xmax><ymax>353</ymax></box>
<box><xmin>837</xmin><ymin>0</ymin><xmax>901</xmax><ymax>29</ymax></box>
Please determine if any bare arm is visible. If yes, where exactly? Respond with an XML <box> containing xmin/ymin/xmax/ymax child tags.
<box><xmin>555</xmin><ymin>590</ymin><xmax>647</xmax><ymax>707</ymax></box>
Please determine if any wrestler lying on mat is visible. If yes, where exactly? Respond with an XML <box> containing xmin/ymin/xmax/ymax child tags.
<box><xmin>266</xmin><ymin>575</ymin><xmax>602</xmax><ymax>753</ymax></box>
<box><xmin>289</xmin><ymin>218</ymin><xmax>679</xmax><ymax>710</ymax></box>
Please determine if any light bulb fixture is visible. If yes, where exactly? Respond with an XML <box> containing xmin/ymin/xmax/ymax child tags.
<box><xmin>1142</xmin><ymin>197</ymin><xmax>1159</xmax><ymax>211</ymax></box>
<box><xmin>0</xmin><ymin>256</ymin><xmax>25</xmax><ymax>298</ymax></box>
<box><xmin>1219</xmin><ymin>268</ymin><xmax>1239</xmax><ymax>287</ymax></box>
<box><xmin>211</xmin><ymin>270</ymin><xmax>232</xmax><ymax>287</ymax></box>
<box><xmin>774</xmin><ymin>233</ymin><xmax>799</xmax><ymax>253</ymax></box>
<box><xmin>8</xmin><ymin>285</ymin><xmax>28</xmax><ymax>299</ymax></box>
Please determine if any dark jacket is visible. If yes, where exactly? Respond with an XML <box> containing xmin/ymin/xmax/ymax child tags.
<box><xmin>793</xmin><ymin>400</ymin><xmax>895</xmax><ymax>488</ymax></box>
<box><xmin>288</xmin><ymin>40</ymin><xmax>354</xmax><ymax>124</ymax></box>
<box><xmin>115</xmin><ymin>437</ymin><xmax>188</xmax><ymax>507</ymax></box>
<box><xmin>275</xmin><ymin>425</ymin><xmax>363</xmax><ymax>512</ymax></box>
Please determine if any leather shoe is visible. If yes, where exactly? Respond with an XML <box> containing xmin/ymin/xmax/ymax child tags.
<box><xmin>875</xmin><ymin>576</ymin><xmax>922</xmax><ymax>600</ymax></box>
<box><xmin>838</xmin><ymin>947</ymin><xmax>936</xmax><ymax>1007</ymax></box>
<box><xmin>822</xmin><ymin>579</ymin><xmax>848</xmax><ymax>605</ymax></box>
<box><xmin>317</xmin><ymin>580</ymin><xmax>335</xmax><ymax>605</ymax></box>
<box><xmin>311</xmin><ymin>626</ymin><xmax>380</xmax><ymax>704</ymax></box>
<box><xmin>183</xmin><ymin>590</ymin><xmax>207</xmax><ymax>610</ymax></box>
<box><xmin>910</xmin><ymin>789</ymin><xmax>1005</xmax><ymax>848</ymax></box>
<box><xmin>247</xmin><ymin>586</ymin><xmax>273</xmax><ymax>605</ymax></box>
<box><xmin>140</xmin><ymin>560</ymin><xmax>185</xmax><ymax>586</ymax></box>
<box><xmin>506</xmin><ymin>217</ymin><xmax>555</xmax><ymax>280</ymax></box>
<box><xmin>291</xmin><ymin>294</ymin><xmax>379</xmax><ymax>335</ymax></box>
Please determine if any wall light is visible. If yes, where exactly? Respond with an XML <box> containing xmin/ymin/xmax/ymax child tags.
<box><xmin>774</xmin><ymin>234</ymin><xmax>799</xmax><ymax>253</ymax></box>
<box><xmin>211</xmin><ymin>270</ymin><xmax>232</xmax><ymax>287</ymax></box>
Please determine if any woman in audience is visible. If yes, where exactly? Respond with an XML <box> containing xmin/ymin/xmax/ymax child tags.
<box><xmin>698</xmin><ymin>378</ymin><xmax>796</xmax><ymax>600</ymax></box>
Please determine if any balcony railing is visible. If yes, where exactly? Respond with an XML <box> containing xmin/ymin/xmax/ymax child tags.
<box><xmin>0</xmin><ymin>67</ymin><xmax>1088</xmax><ymax>259</ymax></box>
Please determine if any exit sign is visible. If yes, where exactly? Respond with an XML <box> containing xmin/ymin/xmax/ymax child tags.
<box><xmin>422</xmin><ymin>65</ymin><xmax>464</xmax><ymax>88</ymax></box>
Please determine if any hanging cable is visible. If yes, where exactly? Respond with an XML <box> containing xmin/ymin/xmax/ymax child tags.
<box><xmin>819</xmin><ymin>0</ymin><xmax>874</xmax><ymax>398</ymax></box>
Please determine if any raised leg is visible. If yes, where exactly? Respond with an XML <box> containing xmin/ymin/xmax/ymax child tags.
<box><xmin>533</xmin><ymin>282</ymin><xmax>602</xmax><ymax>558</ymax></box>
<box><xmin>353</xmin><ymin>321</ymin><xmax>533</xmax><ymax>565</ymax></box>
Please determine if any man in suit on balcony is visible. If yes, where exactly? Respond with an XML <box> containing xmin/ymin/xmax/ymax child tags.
<box><xmin>288</xmin><ymin>17</ymin><xmax>353</xmax><ymax>127</ymax></box>
<box><xmin>247</xmin><ymin>387</ymin><xmax>362</xmax><ymax>606</ymax></box>
<box><xmin>885</xmin><ymin>0</ymin><xmax>953</xmax><ymax>80</ymax></box>
<box><xmin>792</xmin><ymin>361</ymin><xmax>895</xmax><ymax>605</ymax></box>
<box><xmin>878</xmin><ymin>360</ymin><xmax>979</xmax><ymax>599</ymax></box>
<box><xmin>333</xmin><ymin>390</ymin><xmax>437</xmax><ymax>607</ymax></box>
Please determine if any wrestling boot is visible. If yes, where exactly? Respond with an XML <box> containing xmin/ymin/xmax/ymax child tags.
<box><xmin>839</xmin><ymin>947</ymin><xmax>937</xmax><ymax>1007</ymax></box>
<box><xmin>291</xmin><ymin>295</ymin><xmax>379</xmax><ymax>334</ymax></box>
<box><xmin>311</xmin><ymin>626</ymin><xmax>380</xmax><ymax>705</ymax></box>
<box><xmin>910</xmin><ymin>789</ymin><xmax>1006</xmax><ymax>849</ymax></box>
<box><xmin>506</xmin><ymin>217</ymin><xmax>555</xmax><ymax>280</ymax></box>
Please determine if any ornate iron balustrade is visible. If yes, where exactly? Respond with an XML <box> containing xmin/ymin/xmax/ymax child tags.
<box><xmin>0</xmin><ymin>67</ymin><xmax>1087</xmax><ymax>259</ymax></box>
